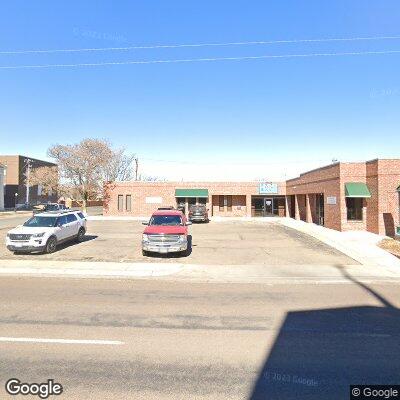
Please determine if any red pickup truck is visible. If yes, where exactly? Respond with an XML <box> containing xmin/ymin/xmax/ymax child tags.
<box><xmin>142</xmin><ymin>210</ymin><xmax>192</xmax><ymax>256</ymax></box>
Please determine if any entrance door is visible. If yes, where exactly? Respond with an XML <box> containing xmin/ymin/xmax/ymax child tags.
<box><xmin>264</xmin><ymin>198</ymin><xmax>273</xmax><ymax>216</ymax></box>
<box><xmin>316</xmin><ymin>194</ymin><xmax>324</xmax><ymax>226</ymax></box>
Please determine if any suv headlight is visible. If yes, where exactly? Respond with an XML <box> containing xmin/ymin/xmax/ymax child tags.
<box><xmin>142</xmin><ymin>234</ymin><xmax>149</xmax><ymax>242</ymax></box>
<box><xmin>32</xmin><ymin>232</ymin><xmax>45</xmax><ymax>238</ymax></box>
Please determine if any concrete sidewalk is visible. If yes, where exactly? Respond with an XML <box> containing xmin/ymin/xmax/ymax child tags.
<box><xmin>0</xmin><ymin>259</ymin><xmax>399</xmax><ymax>283</ymax></box>
<box><xmin>278</xmin><ymin>217</ymin><xmax>400</xmax><ymax>269</ymax></box>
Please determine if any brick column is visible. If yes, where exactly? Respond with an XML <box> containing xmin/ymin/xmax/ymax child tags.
<box><xmin>285</xmin><ymin>196</ymin><xmax>290</xmax><ymax>218</ymax></box>
<box><xmin>294</xmin><ymin>194</ymin><xmax>300</xmax><ymax>220</ymax></box>
<box><xmin>246</xmin><ymin>194</ymin><xmax>252</xmax><ymax>217</ymax></box>
<box><xmin>306</xmin><ymin>194</ymin><xmax>313</xmax><ymax>223</ymax></box>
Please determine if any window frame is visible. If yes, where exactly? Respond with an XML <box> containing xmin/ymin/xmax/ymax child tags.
<box><xmin>117</xmin><ymin>195</ymin><xmax>124</xmax><ymax>212</ymax></box>
<box><xmin>126</xmin><ymin>195</ymin><xmax>132</xmax><ymax>212</ymax></box>
<box><xmin>346</xmin><ymin>197</ymin><xmax>363</xmax><ymax>221</ymax></box>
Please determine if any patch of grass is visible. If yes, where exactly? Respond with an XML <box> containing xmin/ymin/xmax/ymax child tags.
<box><xmin>379</xmin><ymin>238</ymin><xmax>400</xmax><ymax>258</ymax></box>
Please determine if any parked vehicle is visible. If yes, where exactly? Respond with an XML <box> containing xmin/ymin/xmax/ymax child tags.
<box><xmin>188</xmin><ymin>204</ymin><xmax>209</xmax><ymax>222</ymax></box>
<box><xmin>142</xmin><ymin>210</ymin><xmax>192</xmax><ymax>256</ymax></box>
<box><xmin>6</xmin><ymin>210</ymin><xmax>87</xmax><ymax>254</ymax></box>
<box><xmin>33</xmin><ymin>203</ymin><xmax>69</xmax><ymax>215</ymax></box>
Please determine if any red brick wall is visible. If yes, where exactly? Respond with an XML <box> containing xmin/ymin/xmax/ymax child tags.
<box><xmin>374</xmin><ymin>159</ymin><xmax>400</xmax><ymax>236</ymax></box>
<box><xmin>104</xmin><ymin>160</ymin><xmax>400</xmax><ymax>236</ymax></box>
<box><xmin>339</xmin><ymin>163</ymin><xmax>368</xmax><ymax>232</ymax></box>
<box><xmin>104</xmin><ymin>181</ymin><xmax>286</xmax><ymax>218</ymax></box>
<box><xmin>286</xmin><ymin>163</ymin><xmax>342</xmax><ymax>230</ymax></box>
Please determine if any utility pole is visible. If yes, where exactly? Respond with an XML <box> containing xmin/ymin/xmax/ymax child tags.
<box><xmin>134</xmin><ymin>157</ymin><xmax>139</xmax><ymax>181</ymax></box>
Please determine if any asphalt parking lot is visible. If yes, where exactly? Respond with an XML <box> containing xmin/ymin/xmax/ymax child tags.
<box><xmin>0</xmin><ymin>219</ymin><xmax>356</xmax><ymax>265</ymax></box>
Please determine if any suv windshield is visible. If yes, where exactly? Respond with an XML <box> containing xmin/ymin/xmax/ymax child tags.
<box><xmin>23</xmin><ymin>216</ymin><xmax>58</xmax><ymax>228</ymax></box>
<box><xmin>149</xmin><ymin>215</ymin><xmax>182</xmax><ymax>226</ymax></box>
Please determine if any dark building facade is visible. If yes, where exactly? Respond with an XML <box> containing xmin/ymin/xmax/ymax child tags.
<box><xmin>0</xmin><ymin>155</ymin><xmax>57</xmax><ymax>208</ymax></box>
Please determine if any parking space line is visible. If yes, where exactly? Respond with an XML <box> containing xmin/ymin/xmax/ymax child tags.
<box><xmin>0</xmin><ymin>337</ymin><xmax>124</xmax><ymax>345</ymax></box>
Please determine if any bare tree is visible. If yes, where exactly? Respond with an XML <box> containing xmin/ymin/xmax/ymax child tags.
<box><xmin>47</xmin><ymin>138</ymin><xmax>135</xmax><ymax>210</ymax></box>
<box><xmin>27</xmin><ymin>166</ymin><xmax>60</xmax><ymax>196</ymax></box>
<box><xmin>103</xmin><ymin>148</ymin><xmax>136</xmax><ymax>182</ymax></box>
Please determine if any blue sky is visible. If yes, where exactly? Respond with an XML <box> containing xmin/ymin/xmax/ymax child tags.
<box><xmin>0</xmin><ymin>1</ymin><xmax>400</xmax><ymax>180</ymax></box>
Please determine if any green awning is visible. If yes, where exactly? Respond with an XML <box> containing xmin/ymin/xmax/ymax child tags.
<box><xmin>345</xmin><ymin>182</ymin><xmax>371</xmax><ymax>198</ymax></box>
<box><xmin>175</xmin><ymin>188</ymin><xmax>209</xmax><ymax>198</ymax></box>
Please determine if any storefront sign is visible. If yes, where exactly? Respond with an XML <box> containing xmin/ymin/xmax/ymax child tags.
<box><xmin>259</xmin><ymin>183</ymin><xmax>278</xmax><ymax>194</ymax></box>
<box><xmin>145</xmin><ymin>197</ymin><xmax>162</xmax><ymax>204</ymax></box>
<box><xmin>326</xmin><ymin>196</ymin><xmax>337</xmax><ymax>205</ymax></box>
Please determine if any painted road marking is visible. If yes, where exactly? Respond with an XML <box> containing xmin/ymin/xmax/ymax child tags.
<box><xmin>0</xmin><ymin>337</ymin><xmax>124</xmax><ymax>345</ymax></box>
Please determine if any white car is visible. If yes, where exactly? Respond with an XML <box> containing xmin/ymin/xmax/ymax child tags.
<box><xmin>6</xmin><ymin>210</ymin><xmax>87</xmax><ymax>254</ymax></box>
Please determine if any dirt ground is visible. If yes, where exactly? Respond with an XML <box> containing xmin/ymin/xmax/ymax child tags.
<box><xmin>379</xmin><ymin>238</ymin><xmax>400</xmax><ymax>258</ymax></box>
<box><xmin>0</xmin><ymin>219</ymin><xmax>356</xmax><ymax>265</ymax></box>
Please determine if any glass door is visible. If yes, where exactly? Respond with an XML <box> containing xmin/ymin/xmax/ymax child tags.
<box><xmin>264</xmin><ymin>198</ymin><xmax>274</xmax><ymax>216</ymax></box>
<box><xmin>316</xmin><ymin>194</ymin><xmax>324</xmax><ymax>226</ymax></box>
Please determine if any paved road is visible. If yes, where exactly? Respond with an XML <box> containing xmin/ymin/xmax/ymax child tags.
<box><xmin>0</xmin><ymin>277</ymin><xmax>399</xmax><ymax>399</ymax></box>
<box><xmin>0</xmin><ymin>219</ymin><xmax>356</xmax><ymax>265</ymax></box>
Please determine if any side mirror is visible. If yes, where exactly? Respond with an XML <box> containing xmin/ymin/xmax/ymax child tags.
<box><xmin>186</xmin><ymin>221</ymin><xmax>192</xmax><ymax>226</ymax></box>
<box><xmin>142</xmin><ymin>221</ymin><xmax>149</xmax><ymax>225</ymax></box>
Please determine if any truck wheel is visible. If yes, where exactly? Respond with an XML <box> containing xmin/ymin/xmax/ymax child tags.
<box><xmin>76</xmin><ymin>227</ymin><xmax>86</xmax><ymax>243</ymax></box>
<box><xmin>45</xmin><ymin>237</ymin><xmax>57</xmax><ymax>254</ymax></box>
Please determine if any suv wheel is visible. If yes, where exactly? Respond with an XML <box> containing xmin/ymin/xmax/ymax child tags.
<box><xmin>142</xmin><ymin>250</ymin><xmax>148</xmax><ymax>256</ymax></box>
<box><xmin>45</xmin><ymin>236</ymin><xmax>57</xmax><ymax>254</ymax></box>
<box><xmin>76</xmin><ymin>227</ymin><xmax>86</xmax><ymax>243</ymax></box>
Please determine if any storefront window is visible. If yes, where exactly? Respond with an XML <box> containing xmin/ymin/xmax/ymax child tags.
<box><xmin>226</xmin><ymin>196</ymin><xmax>232</xmax><ymax>211</ymax></box>
<box><xmin>219</xmin><ymin>196</ymin><xmax>224</xmax><ymax>211</ymax></box>
<box><xmin>346</xmin><ymin>198</ymin><xmax>363</xmax><ymax>221</ymax></box>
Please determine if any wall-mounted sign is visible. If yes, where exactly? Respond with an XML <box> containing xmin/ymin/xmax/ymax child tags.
<box><xmin>259</xmin><ymin>182</ymin><xmax>278</xmax><ymax>195</ymax></box>
<box><xmin>326</xmin><ymin>196</ymin><xmax>337</xmax><ymax>205</ymax></box>
<box><xmin>145</xmin><ymin>196</ymin><xmax>162</xmax><ymax>204</ymax></box>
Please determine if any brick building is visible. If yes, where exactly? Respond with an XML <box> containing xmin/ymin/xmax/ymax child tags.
<box><xmin>0</xmin><ymin>155</ymin><xmax>57</xmax><ymax>208</ymax></box>
<box><xmin>104</xmin><ymin>158</ymin><xmax>400</xmax><ymax>236</ymax></box>
<box><xmin>0</xmin><ymin>163</ymin><xmax>5</xmax><ymax>210</ymax></box>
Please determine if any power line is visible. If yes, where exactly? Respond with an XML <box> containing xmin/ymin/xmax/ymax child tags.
<box><xmin>1</xmin><ymin>35</ymin><xmax>400</xmax><ymax>54</ymax></box>
<box><xmin>1</xmin><ymin>49</ymin><xmax>400</xmax><ymax>70</ymax></box>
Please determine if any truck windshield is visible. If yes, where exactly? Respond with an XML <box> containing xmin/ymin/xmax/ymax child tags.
<box><xmin>149</xmin><ymin>215</ymin><xmax>182</xmax><ymax>226</ymax></box>
<box><xmin>23</xmin><ymin>216</ymin><xmax>58</xmax><ymax>227</ymax></box>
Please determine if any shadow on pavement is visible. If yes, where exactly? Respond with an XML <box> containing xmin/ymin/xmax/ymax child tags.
<box><xmin>249</xmin><ymin>266</ymin><xmax>400</xmax><ymax>400</ymax></box>
<box><xmin>14</xmin><ymin>235</ymin><xmax>98</xmax><ymax>255</ymax></box>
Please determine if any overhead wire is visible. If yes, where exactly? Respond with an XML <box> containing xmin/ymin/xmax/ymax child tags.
<box><xmin>1</xmin><ymin>49</ymin><xmax>400</xmax><ymax>69</ymax></box>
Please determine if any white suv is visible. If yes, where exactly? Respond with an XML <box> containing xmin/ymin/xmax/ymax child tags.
<box><xmin>6</xmin><ymin>211</ymin><xmax>87</xmax><ymax>254</ymax></box>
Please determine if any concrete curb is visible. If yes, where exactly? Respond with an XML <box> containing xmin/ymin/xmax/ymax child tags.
<box><xmin>0</xmin><ymin>259</ymin><xmax>399</xmax><ymax>283</ymax></box>
<box><xmin>0</xmin><ymin>260</ymin><xmax>184</xmax><ymax>278</ymax></box>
